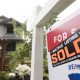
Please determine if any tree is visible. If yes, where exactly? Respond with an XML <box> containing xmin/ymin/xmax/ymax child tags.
<box><xmin>8</xmin><ymin>21</ymin><xmax>32</xmax><ymax>70</ymax></box>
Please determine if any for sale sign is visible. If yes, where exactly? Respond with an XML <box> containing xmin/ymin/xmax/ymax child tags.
<box><xmin>46</xmin><ymin>9</ymin><xmax>80</xmax><ymax>80</ymax></box>
<box><xmin>51</xmin><ymin>30</ymin><xmax>80</xmax><ymax>67</ymax></box>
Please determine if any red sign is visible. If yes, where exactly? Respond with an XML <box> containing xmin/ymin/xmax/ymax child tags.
<box><xmin>46</xmin><ymin>14</ymin><xmax>80</xmax><ymax>67</ymax></box>
<box><xmin>47</xmin><ymin>14</ymin><xmax>80</xmax><ymax>52</ymax></box>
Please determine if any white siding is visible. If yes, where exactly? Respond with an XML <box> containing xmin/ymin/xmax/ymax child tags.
<box><xmin>0</xmin><ymin>25</ymin><xmax>7</xmax><ymax>37</ymax></box>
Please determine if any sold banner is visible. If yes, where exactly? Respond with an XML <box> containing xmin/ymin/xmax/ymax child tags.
<box><xmin>46</xmin><ymin>9</ymin><xmax>80</xmax><ymax>80</ymax></box>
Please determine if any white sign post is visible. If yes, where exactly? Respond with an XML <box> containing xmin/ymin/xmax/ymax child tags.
<box><xmin>29</xmin><ymin>0</ymin><xmax>75</xmax><ymax>80</ymax></box>
<box><xmin>31</xmin><ymin>27</ymin><xmax>43</xmax><ymax>80</ymax></box>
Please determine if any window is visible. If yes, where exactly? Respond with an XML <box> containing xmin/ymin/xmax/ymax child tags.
<box><xmin>7</xmin><ymin>25</ymin><xmax>14</xmax><ymax>34</ymax></box>
<box><xmin>6</xmin><ymin>42</ymin><xmax>16</xmax><ymax>51</ymax></box>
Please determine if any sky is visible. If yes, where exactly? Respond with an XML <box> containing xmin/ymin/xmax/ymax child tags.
<box><xmin>0</xmin><ymin>0</ymin><xmax>80</xmax><ymax>23</ymax></box>
<box><xmin>0</xmin><ymin>0</ymin><xmax>48</xmax><ymax>23</ymax></box>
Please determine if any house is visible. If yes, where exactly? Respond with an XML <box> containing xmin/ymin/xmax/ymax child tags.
<box><xmin>0</xmin><ymin>16</ymin><xmax>22</xmax><ymax>71</ymax></box>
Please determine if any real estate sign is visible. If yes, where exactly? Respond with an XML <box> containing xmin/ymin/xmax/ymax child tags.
<box><xmin>46</xmin><ymin>9</ymin><xmax>80</xmax><ymax>80</ymax></box>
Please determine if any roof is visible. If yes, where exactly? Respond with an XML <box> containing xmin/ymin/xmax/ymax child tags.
<box><xmin>0</xmin><ymin>15</ymin><xmax>22</xmax><ymax>27</ymax></box>
<box><xmin>0</xmin><ymin>33</ymin><xmax>22</xmax><ymax>41</ymax></box>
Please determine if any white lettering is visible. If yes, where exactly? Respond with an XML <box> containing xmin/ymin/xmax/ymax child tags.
<box><xmin>53</xmin><ymin>32</ymin><xmax>68</xmax><ymax>43</ymax></box>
